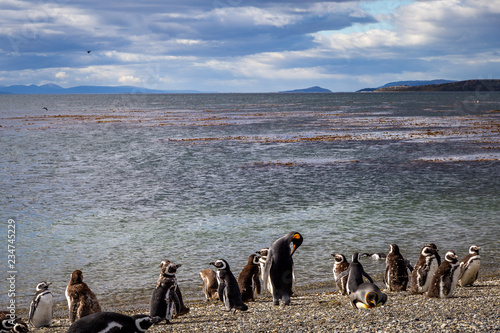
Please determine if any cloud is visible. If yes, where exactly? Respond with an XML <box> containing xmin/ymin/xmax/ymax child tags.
<box><xmin>0</xmin><ymin>0</ymin><xmax>499</xmax><ymax>92</ymax></box>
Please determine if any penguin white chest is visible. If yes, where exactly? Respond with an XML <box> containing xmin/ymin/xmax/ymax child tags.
<box><xmin>32</xmin><ymin>294</ymin><xmax>53</xmax><ymax>326</ymax></box>
<box><xmin>460</xmin><ymin>259</ymin><xmax>480</xmax><ymax>285</ymax></box>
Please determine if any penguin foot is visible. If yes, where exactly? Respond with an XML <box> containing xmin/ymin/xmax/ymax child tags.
<box><xmin>273</xmin><ymin>301</ymin><xmax>280</xmax><ymax>306</ymax></box>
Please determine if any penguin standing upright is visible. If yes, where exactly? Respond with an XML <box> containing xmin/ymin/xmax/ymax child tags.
<box><xmin>385</xmin><ymin>244</ymin><xmax>409</xmax><ymax>291</ymax></box>
<box><xmin>410</xmin><ymin>244</ymin><xmax>440</xmax><ymax>294</ymax></box>
<box><xmin>150</xmin><ymin>261</ymin><xmax>182</xmax><ymax>324</ymax></box>
<box><xmin>458</xmin><ymin>245</ymin><xmax>481</xmax><ymax>287</ymax></box>
<box><xmin>29</xmin><ymin>281</ymin><xmax>53</xmax><ymax>327</ymax></box>
<box><xmin>331</xmin><ymin>254</ymin><xmax>349</xmax><ymax>295</ymax></box>
<box><xmin>426</xmin><ymin>250</ymin><xmax>462</xmax><ymax>298</ymax></box>
<box><xmin>210</xmin><ymin>259</ymin><xmax>248</xmax><ymax>312</ymax></box>
<box><xmin>157</xmin><ymin>260</ymin><xmax>190</xmax><ymax>317</ymax></box>
<box><xmin>199</xmin><ymin>269</ymin><xmax>219</xmax><ymax>301</ymax></box>
<box><xmin>256</xmin><ymin>248</ymin><xmax>269</xmax><ymax>283</ymax></box>
<box><xmin>349</xmin><ymin>282</ymin><xmax>387</xmax><ymax>309</ymax></box>
<box><xmin>336</xmin><ymin>253</ymin><xmax>374</xmax><ymax>295</ymax></box>
<box><xmin>65</xmin><ymin>270</ymin><xmax>101</xmax><ymax>323</ymax></box>
<box><xmin>66</xmin><ymin>312</ymin><xmax>159</xmax><ymax>333</ymax></box>
<box><xmin>263</xmin><ymin>231</ymin><xmax>303</xmax><ymax>306</ymax></box>
<box><xmin>237</xmin><ymin>254</ymin><xmax>261</xmax><ymax>302</ymax></box>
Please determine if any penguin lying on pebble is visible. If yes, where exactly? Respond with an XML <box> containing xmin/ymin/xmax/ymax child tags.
<box><xmin>0</xmin><ymin>318</ymin><xmax>29</xmax><ymax>333</ymax></box>
<box><xmin>29</xmin><ymin>281</ymin><xmax>53</xmax><ymax>327</ymax></box>
<box><xmin>349</xmin><ymin>282</ymin><xmax>387</xmax><ymax>309</ymax></box>
<box><xmin>66</xmin><ymin>312</ymin><xmax>160</xmax><ymax>333</ymax></box>
<box><xmin>360</xmin><ymin>253</ymin><xmax>386</xmax><ymax>260</ymax></box>
<box><xmin>210</xmin><ymin>259</ymin><xmax>248</xmax><ymax>312</ymax></box>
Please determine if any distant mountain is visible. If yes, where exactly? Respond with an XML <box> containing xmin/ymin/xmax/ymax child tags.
<box><xmin>280</xmin><ymin>86</ymin><xmax>332</xmax><ymax>93</ymax></box>
<box><xmin>0</xmin><ymin>84</ymin><xmax>206</xmax><ymax>94</ymax></box>
<box><xmin>374</xmin><ymin>79</ymin><xmax>500</xmax><ymax>92</ymax></box>
<box><xmin>357</xmin><ymin>80</ymin><xmax>456</xmax><ymax>92</ymax></box>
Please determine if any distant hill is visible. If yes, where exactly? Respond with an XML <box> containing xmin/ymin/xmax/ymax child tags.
<box><xmin>0</xmin><ymin>84</ymin><xmax>206</xmax><ymax>94</ymax></box>
<box><xmin>374</xmin><ymin>79</ymin><xmax>500</xmax><ymax>92</ymax></box>
<box><xmin>357</xmin><ymin>80</ymin><xmax>456</xmax><ymax>92</ymax></box>
<box><xmin>280</xmin><ymin>86</ymin><xmax>332</xmax><ymax>93</ymax></box>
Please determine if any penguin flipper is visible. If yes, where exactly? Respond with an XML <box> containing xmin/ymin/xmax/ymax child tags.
<box><xmin>362</xmin><ymin>270</ymin><xmax>374</xmax><ymax>284</ymax></box>
<box><xmin>223</xmin><ymin>286</ymin><xmax>231</xmax><ymax>310</ymax></box>
<box><xmin>263</xmin><ymin>254</ymin><xmax>274</xmax><ymax>293</ymax></box>
<box><xmin>335</xmin><ymin>269</ymin><xmax>349</xmax><ymax>282</ymax></box>
<box><xmin>253</xmin><ymin>272</ymin><xmax>261</xmax><ymax>295</ymax></box>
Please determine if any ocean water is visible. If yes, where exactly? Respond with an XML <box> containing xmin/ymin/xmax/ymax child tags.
<box><xmin>1</xmin><ymin>92</ymin><xmax>499</xmax><ymax>309</ymax></box>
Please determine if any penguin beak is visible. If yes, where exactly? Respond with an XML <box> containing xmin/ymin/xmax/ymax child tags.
<box><xmin>209</xmin><ymin>261</ymin><xmax>215</xmax><ymax>266</ymax></box>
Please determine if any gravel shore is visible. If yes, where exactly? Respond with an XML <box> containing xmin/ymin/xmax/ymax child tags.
<box><xmin>22</xmin><ymin>274</ymin><xmax>500</xmax><ymax>333</ymax></box>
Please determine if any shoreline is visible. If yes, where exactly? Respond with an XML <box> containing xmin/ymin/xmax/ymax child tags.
<box><xmin>18</xmin><ymin>271</ymin><xmax>500</xmax><ymax>332</ymax></box>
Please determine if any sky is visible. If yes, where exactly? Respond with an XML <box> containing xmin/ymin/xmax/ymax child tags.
<box><xmin>1</xmin><ymin>0</ymin><xmax>499</xmax><ymax>92</ymax></box>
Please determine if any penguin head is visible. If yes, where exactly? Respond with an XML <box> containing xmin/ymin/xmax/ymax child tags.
<box><xmin>69</xmin><ymin>270</ymin><xmax>83</xmax><ymax>285</ymax></box>
<box><xmin>131</xmin><ymin>315</ymin><xmax>159</xmax><ymax>332</ymax></box>
<box><xmin>256</xmin><ymin>248</ymin><xmax>269</xmax><ymax>257</ymax></box>
<box><xmin>35</xmin><ymin>281</ymin><xmax>51</xmax><ymax>291</ymax></box>
<box><xmin>421</xmin><ymin>245</ymin><xmax>437</xmax><ymax>257</ymax></box>
<box><xmin>332</xmin><ymin>253</ymin><xmax>347</xmax><ymax>263</ymax></box>
<box><xmin>12</xmin><ymin>322</ymin><xmax>29</xmax><ymax>333</ymax></box>
<box><xmin>365</xmin><ymin>291</ymin><xmax>379</xmax><ymax>308</ymax></box>
<box><xmin>469</xmin><ymin>245</ymin><xmax>480</xmax><ymax>254</ymax></box>
<box><xmin>351</xmin><ymin>252</ymin><xmax>360</xmax><ymax>263</ymax></box>
<box><xmin>389</xmin><ymin>244</ymin><xmax>401</xmax><ymax>255</ymax></box>
<box><xmin>249</xmin><ymin>254</ymin><xmax>260</xmax><ymax>265</ymax></box>
<box><xmin>209</xmin><ymin>259</ymin><xmax>229</xmax><ymax>271</ymax></box>
<box><xmin>444</xmin><ymin>251</ymin><xmax>458</xmax><ymax>263</ymax></box>
<box><xmin>164</xmin><ymin>263</ymin><xmax>181</xmax><ymax>276</ymax></box>
<box><xmin>290</xmin><ymin>232</ymin><xmax>303</xmax><ymax>256</ymax></box>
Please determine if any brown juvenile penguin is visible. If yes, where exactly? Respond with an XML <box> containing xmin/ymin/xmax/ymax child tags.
<box><xmin>237</xmin><ymin>254</ymin><xmax>261</xmax><ymax>302</ymax></box>
<box><xmin>332</xmin><ymin>253</ymin><xmax>350</xmax><ymax>295</ymax></box>
<box><xmin>384</xmin><ymin>244</ymin><xmax>410</xmax><ymax>292</ymax></box>
<box><xmin>200</xmin><ymin>269</ymin><xmax>219</xmax><ymax>301</ymax></box>
<box><xmin>65</xmin><ymin>270</ymin><xmax>101</xmax><ymax>323</ymax></box>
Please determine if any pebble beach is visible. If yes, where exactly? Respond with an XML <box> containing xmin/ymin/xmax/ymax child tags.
<box><xmin>19</xmin><ymin>271</ymin><xmax>500</xmax><ymax>333</ymax></box>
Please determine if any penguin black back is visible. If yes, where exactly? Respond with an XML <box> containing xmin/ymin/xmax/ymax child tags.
<box><xmin>385</xmin><ymin>244</ymin><xmax>409</xmax><ymax>292</ymax></box>
<box><xmin>263</xmin><ymin>231</ymin><xmax>303</xmax><ymax>306</ymax></box>
<box><xmin>210</xmin><ymin>259</ymin><xmax>248</xmax><ymax>312</ymax></box>
<box><xmin>344</xmin><ymin>252</ymin><xmax>373</xmax><ymax>295</ymax></box>
<box><xmin>66</xmin><ymin>312</ymin><xmax>159</xmax><ymax>333</ymax></box>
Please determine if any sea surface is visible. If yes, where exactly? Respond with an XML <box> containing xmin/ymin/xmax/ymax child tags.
<box><xmin>1</xmin><ymin>92</ymin><xmax>499</xmax><ymax>309</ymax></box>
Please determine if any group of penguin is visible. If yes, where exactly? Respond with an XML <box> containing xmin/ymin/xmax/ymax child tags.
<box><xmin>3</xmin><ymin>231</ymin><xmax>482</xmax><ymax>333</ymax></box>
<box><xmin>333</xmin><ymin>243</ymin><xmax>481</xmax><ymax>309</ymax></box>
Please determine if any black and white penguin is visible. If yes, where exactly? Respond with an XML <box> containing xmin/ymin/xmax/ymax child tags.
<box><xmin>349</xmin><ymin>282</ymin><xmax>387</xmax><ymax>309</ymax></box>
<box><xmin>238</xmin><ymin>254</ymin><xmax>261</xmax><ymax>302</ymax></box>
<box><xmin>65</xmin><ymin>270</ymin><xmax>101</xmax><ymax>323</ymax></box>
<box><xmin>331</xmin><ymin>253</ymin><xmax>349</xmax><ymax>295</ymax></box>
<box><xmin>157</xmin><ymin>260</ymin><xmax>190</xmax><ymax>317</ymax></box>
<box><xmin>384</xmin><ymin>244</ymin><xmax>409</xmax><ymax>291</ymax></box>
<box><xmin>263</xmin><ymin>231</ymin><xmax>303</xmax><ymax>306</ymax></box>
<box><xmin>360</xmin><ymin>253</ymin><xmax>386</xmax><ymax>260</ymax></box>
<box><xmin>426</xmin><ymin>250</ymin><xmax>462</xmax><ymax>298</ymax></box>
<box><xmin>210</xmin><ymin>259</ymin><xmax>248</xmax><ymax>312</ymax></box>
<box><xmin>336</xmin><ymin>252</ymin><xmax>374</xmax><ymax>295</ymax></box>
<box><xmin>256</xmin><ymin>248</ymin><xmax>269</xmax><ymax>283</ymax></box>
<box><xmin>29</xmin><ymin>281</ymin><xmax>53</xmax><ymax>327</ymax></box>
<box><xmin>458</xmin><ymin>245</ymin><xmax>481</xmax><ymax>287</ymax></box>
<box><xmin>150</xmin><ymin>261</ymin><xmax>182</xmax><ymax>324</ymax></box>
<box><xmin>66</xmin><ymin>312</ymin><xmax>159</xmax><ymax>333</ymax></box>
<box><xmin>0</xmin><ymin>319</ymin><xmax>29</xmax><ymax>333</ymax></box>
<box><xmin>199</xmin><ymin>269</ymin><xmax>219</xmax><ymax>301</ymax></box>
<box><xmin>410</xmin><ymin>244</ymin><xmax>440</xmax><ymax>295</ymax></box>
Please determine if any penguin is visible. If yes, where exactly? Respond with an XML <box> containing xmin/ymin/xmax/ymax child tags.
<box><xmin>426</xmin><ymin>250</ymin><xmax>462</xmax><ymax>298</ymax></box>
<box><xmin>66</xmin><ymin>312</ymin><xmax>160</xmax><ymax>333</ymax></box>
<box><xmin>263</xmin><ymin>231</ymin><xmax>303</xmax><ymax>306</ymax></box>
<box><xmin>331</xmin><ymin>253</ymin><xmax>349</xmax><ymax>295</ymax></box>
<box><xmin>336</xmin><ymin>252</ymin><xmax>374</xmax><ymax>295</ymax></box>
<box><xmin>150</xmin><ymin>261</ymin><xmax>182</xmax><ymax>324</ymax></box>
<box><xmin>29</xmin><ymin>281</ymin><xmax>53</xmax><ymax>327</ymax></box>
<box><xmin>349</xmin><ymin>282</ymin><xmax>387</xmax><ymax>309</ymax></box>
<box><xmin>65</xmin><ymin>270</ymin><xmax>101</xmax><ymax>323</ymax></box>
<box><xmin>237</xmin><ymin>254</ymin><xmax>261</xmax><ymax>302</ymax></box>
<box><xmin>199</xmin><ymin>269</ymin><xmax>219</xmax><ymax>301</ymax></box>
<box><xmin>0</xmin><ymin>319</ymin><xmax>29</xmax><ymax>333</ymax></box>
<box><xmin>384</xmin><ymin>244</ymin><xmax>409</xmax><ymax>291</ymax></box>
<box><xmin>210</xmin><ymin>259</ymin><xmax>248</xmax><ymax>312</ymax></box>
<box><xmin>157</xmin><ymin>260</ymin><xmax>190</xmax><ymax>317</ymax></box>
<box><xmin>256</xmin><ymin>248</ymin><xmax>269</xmax><ymax>283</ymax></box>
<box><xmin>410</xmin><ymin>244</ymin><xmax>440</xmax><ymax>294</ymax></box>
<box><xmin>458</xmin><ymin>245</ymin><xmax>481</xmax><ymax>287</ymax></box>
<box><xmin>360</xmin><ymin>253</ymin><xmax>386</xmax><ymax>260</ymax></box>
